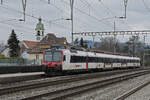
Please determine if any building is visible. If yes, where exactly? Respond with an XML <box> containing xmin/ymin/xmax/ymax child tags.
<box><xmin>0</xmin><ymin>45</ymin><xmax>9</xmax><ymax>57</ymax></box>
<box><xmin>21</xmin><ymin>40</ymin><xmax>39</xmax><ymax>59</ymax></box>
<box><xmin>35</xmin><ymin>18</ymin><xmax>44</xmax><ymax>42</ymax></box>
<box><xmin>21</xmin><ymin>34</ymin><xmax>67</xmax><ymax>64</ymax></box>
<box><xmin>28</xmin><ymin>33</ymin><xmax>67</xmax><ymax>59</ymax></box>
<box><xmin>20</xmin><ymin>18</ymin><xmax>67</xmax><ymax>64</ymax></box>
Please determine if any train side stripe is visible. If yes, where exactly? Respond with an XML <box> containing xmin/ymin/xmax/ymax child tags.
<box><xmin>86</xmin><ymin>61</ymin><xmax>88</xmax><ymax>71</ymax></box>
<box><xmin>104</xmin><ymin>63</ymin><xmax>106</xmax><ymax>69</ymax></box>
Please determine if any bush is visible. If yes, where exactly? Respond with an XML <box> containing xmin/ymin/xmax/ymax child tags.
<box><xmin>0</xmin><ymin>54</ymin><xmax>5</xmax><ymax>58</ymax></box>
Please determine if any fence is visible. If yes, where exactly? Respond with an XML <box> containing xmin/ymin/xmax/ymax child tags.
<box><xmin>0</xmin><ymin>58</ymin><xmax>42</xmax><ymax>66</ymax></box>
<box><xmin>0</xmin><ymin>65</ymin><xmax>44</xmax><ymax>74</ymax></box>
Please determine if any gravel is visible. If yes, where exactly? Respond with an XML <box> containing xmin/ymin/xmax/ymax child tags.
<box><xmin>65</xmin><ymin>74</ymin><xmax>150</xmax><ymax>100</ymax></box>
<box><xmin>125</xmin><ymin>83</ymin><xmax>150</xmax><ymax>100</ymax></box>
<box><xmin>0</xmin><ymin>70</ymin><xmax>148</xmax><ymax>100</ymax></box>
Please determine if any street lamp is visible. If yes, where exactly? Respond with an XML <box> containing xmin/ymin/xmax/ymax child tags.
<box><xmin>0</xmin><ymin>18</ymin><xmax>25</xmax><ymax>23</ymax></box>
<box><xmin>19</xmin><ymin>19</ymin><xmax>25</xmax><ymax>21</ymax></box>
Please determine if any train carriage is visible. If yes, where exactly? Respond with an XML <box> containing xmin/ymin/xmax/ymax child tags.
<box><xmin>42</xmin><ymin>48</ymin><xmax>140</xmax><ymax>75</ymax></box>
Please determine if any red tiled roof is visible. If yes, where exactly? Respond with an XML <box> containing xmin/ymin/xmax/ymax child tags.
<box><xmin>23</xmin><ymin>40</ymin><xmax>39</xmax><ymax>49</ymax></box>
<box><xmin>40</xmin><ymin>33</ymin><xmax>67</xmax><ymax>45</ymax></box>
<box><xmin>26</xmin><ymin>33</ymin><xmax>68</xmax><ymax>54</ymax></box>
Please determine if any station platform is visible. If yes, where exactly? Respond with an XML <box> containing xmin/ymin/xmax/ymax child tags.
<box><xmin>0</xmin><ymin>72</ymin><xmax>44</xmax><ymax>84</ymax></box>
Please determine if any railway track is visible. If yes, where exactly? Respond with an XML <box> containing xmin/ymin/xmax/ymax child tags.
<box><xmin>0</xmin><ymin>68</ymin><xmax>149</xmax><ymax>100</ymax></box>
<box><xmin>0</xmin><ymin>72</ymin><xmax>45</xmax><ymax>84</ymax></box>
<box><xmin>0</xmin><ymin>68</ymin><xmax>144</xmax><ymax>96</ymax></box>
<box><xmin>115</xmin><ymin>77</ymin><xmax>150</xmax><ymax>100</ymax></box>
<box><xmin>21</xmin><ymin>69</ymin><xmax>150</xmax><ymax>100</ymax></box>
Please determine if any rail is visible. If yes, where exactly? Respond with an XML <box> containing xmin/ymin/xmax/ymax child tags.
<box><xmin>21</xmin><ymin>70</ymin><xmax>150</xmax><ymax>100</ymax></box>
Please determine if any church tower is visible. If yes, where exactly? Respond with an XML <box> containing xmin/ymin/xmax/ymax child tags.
<box><xmin>35</xmin><ymin>18</ymin><xmax>44</xmax><ymax>41</ymax></box>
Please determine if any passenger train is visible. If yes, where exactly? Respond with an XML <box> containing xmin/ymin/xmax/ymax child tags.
<box><xmin>42</xmin><ymin>48</ymin><xmax>141</xmax><ymax>75</ymax></box>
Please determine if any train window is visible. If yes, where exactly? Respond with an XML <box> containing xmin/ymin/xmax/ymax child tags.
<box><xmin>103</xmin><ymin>58</ymin><xmax>105</xmax><ymax>63</ymax></box>
<box><xmin>119</xmin><ymin>59</ymin><xmax>121</xmax><ymax>63</ymax></box>
<box><xmin>124</xmin><ymin>59</ymin><xmax>127</xmax><ymax>63</ymax></box>
<box><xmin>98</xmin><ymin>57</ymin><xmax>101</xmax><ymax>62</ymax></box>
<box><xmin>115</xmin><ymin>59</ymin><xmax>117</xmax><ymax>63</ymax></box>
<box><xmin>104</xmin><ymin>58</ymin><xmax>109</xmax><ymax>63</ymax></box>
<box><xmin>63</xmin><ymin>55</ymin><xmax>66</xmax><ymax>61</ymax></box>
<box><xmin>89</xmin><ymin>57</ymin><xmax>91</xmax><ymax>62</ymax></box>
<box><xmin>127</xmin><ymin>60</ymin><xmax>130</xmax><ymax>63</ymax></box>
<box><xmin>115</xmin><ymin>59</ymin><xmax>118</xmax><ymax>63</ymax></box>
<box><xmin>120</xmin><ymin>59</ymin><xmax>122</xmax><ymax>63</ymax></box>
<box><xmin>118</xmin><ymin>59</ymin><xmax>120</xmax><ymax>63</ymax></box>
<box><xmin>112</xmin><ymin>59</ymin><xmax>115</xmax><ymax>63</ymax></box>
<box><xmin>93</xmin><ymin>57</ymin><xmax>97</xmax><ymax>62</ymax></box>
<box><xmin>88</xmin><ymin>57</ymin><xmax>91</xmax><ymax>62</ymax></box>
<box><xmin>88</xmin><ymin>57</ymin><xmax>96</xmax><ymax>63</ymax></box>
<box><xmin>106</xmin><ymin>58</ymin><xmax>109</xmax><ymax>63</ymax></box>
<box><xmin>111</xmin><ymin>59</ymin><xmax>114</xmax><ymax>62</ymax></box>
<box><xmin>70</xmin><ymin>56</ymin><xmax>75</xmax><ymax>63</ymax></box>
<box><xmin>99</xmin><ymin>58</ymin><xmax>101</xmax><ymax>62</ymax></box>
<box><xmin>70</xmin><ymin>56</ymin><xmax>87</xmax><ymax>63</ymax></box>
<box><xmin>93</xmin><ymin>57</ymin><xmax>96</xmax><ymax>62</ymax></box>
<box><xmin>101</xmin><ymin>58</ymin><xmax>104</xmax><ymax>62</ymax></box>
<box><xmin>95</xmin><ymin>57</ymin><xmax>98</xmax><ymax>62</ymax></box>
<box><xmin>110</xmin><ymin>58</ymin><xmax>112</xmax><ymax>63</ymax></box>
<box><xmin>88</xmin><ymin>57</ymin><xmax>92</xmax><ymax>62</ymax></box>
<box><xmin>97</xmin><ymin>57</ymin><xmax>99</xmax><ymax>62</ymax></box>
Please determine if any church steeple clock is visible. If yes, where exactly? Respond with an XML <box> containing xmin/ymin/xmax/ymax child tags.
<box><xmin>35</xmin><ymin>18</ymin><xmax>44</xmax><ymax>41</ymax></box>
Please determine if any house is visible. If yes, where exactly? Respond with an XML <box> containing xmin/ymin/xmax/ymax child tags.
<box><xmin>21</xmin><ymin>40</ymin><xmax>39</xmax><ymax>59</ymax></box>
<box><xmin>21</xmin><ymin>33</ymin><xmax>67</xmax><ymax>64</ymax></box>
<box><xmin>0</xmin><ymin>45</ymin><xmax>9</xmax><ymax>57</ymax></box>
<box><xmin>21</xmin><ymin>40</ymin><xmax>39</xmax><ymax>53</ymax></box>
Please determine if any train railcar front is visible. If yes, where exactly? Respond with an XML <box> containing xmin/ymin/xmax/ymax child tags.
<box><xmin>42</xmin><ymin>49</ymin><xmax>64</xmax><ymax>75</ymax></box>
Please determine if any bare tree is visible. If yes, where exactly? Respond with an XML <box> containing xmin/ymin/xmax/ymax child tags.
<box><xmin>0</xmin><ymin>41</ymin><xmax>4</xmax><ymax>48</ymax></box>
<box><xmin>98</xmin><ymin>36</ymin><xmax>120</xmax><ymax>52</ymax></box>
<box><xmin>126</xmin><ymin>36</ymin><xmax>144</xmax><ymax>57</ymax></box>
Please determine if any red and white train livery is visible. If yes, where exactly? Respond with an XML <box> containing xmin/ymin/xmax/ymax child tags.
<box><xmin>42</xmin><ymin>48</ymin><xmax>140</xmax><ymax>75</ymax></box>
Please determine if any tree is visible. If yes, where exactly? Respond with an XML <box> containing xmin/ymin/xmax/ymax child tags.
<box><xmin>80</xmin><ymin>37</ymin><xmax>84</xmax><ymax>47</ymax></box>
<box><xmin>121</xmin><ymin>42</ymin><xmax>130</xmax><ymax>54</ymax></box>
<box><xmin>98</xmin><ymin>36</ymin><xmax>120</xmax><ymax>52</ymax></box>
<box><xmin>0</xmin><ymin>41</ymin><xmax>4</xmax><ymax>48</ymax></box>
<box><xmin>7</xmin><ymin>29</ymin><xmax>20</xmax><ymax>57</ymax></box>
<box><xmin>124</xmin><ymin>36</ymin><xmax>144</xmax><ymax>57</ymax></box>
<box><xmin>74</xmin><ymin>38</ymin><xmax>79</xmax><ymax>45</ymax></box>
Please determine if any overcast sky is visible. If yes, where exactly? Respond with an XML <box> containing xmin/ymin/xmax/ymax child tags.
<box><xmin>0</xmin><ymin>0</ymin><xmax>150</xmax><ymax>44</ymax></box>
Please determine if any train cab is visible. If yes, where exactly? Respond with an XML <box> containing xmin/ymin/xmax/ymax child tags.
<box><xmin>42</xmin><ymin>49</ymin><xmax>64</xmax><ymax>75</ymax></box>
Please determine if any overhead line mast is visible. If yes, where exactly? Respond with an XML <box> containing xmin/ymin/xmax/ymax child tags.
<box><xmin>124</xmin><ymin>0</ymin><xmax>128</xmax><ymax>18</ymax></box>
<box><xmin>0</xmin><ymin>0</ymin><xmax>3</xmax><ymax>5</ymax></box>
<box><xmin>48</xmin><ymin>0</ymin><xmax>50</xmax><ymax>4</ymax></box>
<box><xmin>22</xmin><ymin>0</ymin><xmax>27</xmax><ymax>21</ymax></box>
<box><xmin>70</xmin><ymin>0</ymin><xmax>74</xmax><ymax>45</ymax></box>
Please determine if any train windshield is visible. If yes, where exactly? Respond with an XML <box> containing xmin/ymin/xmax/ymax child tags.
<box><xmin>44</xmin><ymin>51</ymin><xmax>62</xmax><ymax>62</ymax></box>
